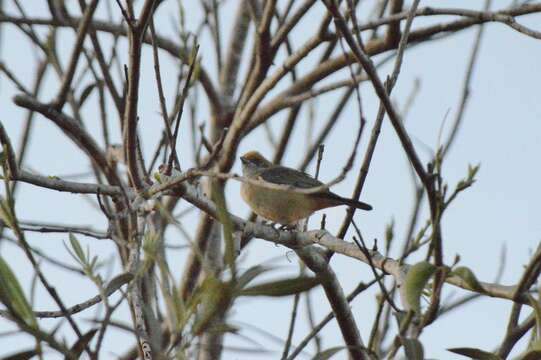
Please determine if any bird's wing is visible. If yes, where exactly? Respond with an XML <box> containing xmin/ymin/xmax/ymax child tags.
<box><xmin>258</xmin><ymin>166</ymin><xmax>324</xmax><ymax>189</ymax></box>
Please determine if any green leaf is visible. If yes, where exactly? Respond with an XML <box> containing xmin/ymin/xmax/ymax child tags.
<box><xmin>531</xmin><ymin>336</ymin><xmax>541</xmax><ymax>350</ymax></box>
<box><xmin>403</xmin><ymin>261</ymin><xmax>436</xmax><ymax>313</ymax></box>
<box><xmin>192</xmin><ymin>276</ymin><xmax>233</xmax><ymax>336</ymax></box>
<box><xmin>385</xmin><ymin>219</ymin><xmax>395</xmax><ymax>252</ymax></box>
<box><xmin>528</xmin><ymin>295</ymin><xmax>541</xmax><ymax>336</ymax></box>
<box><xmin>385</xmin><ymin>219</ymin><xmax>395</xmax><ymax>242</ymax></box>
<box><xmin>142</xmin><ymin>231</ymin><xmax>160</xmax><ymax>258</ymax></box>
<box><xmin>89</xmin><ymin>255</ymin><xmax>98</xmax><ymax>273</ymax></box>
<box><xmin>191</xmin><ymin>59</ymin><xmax>201</xmax><ymax>83</ymax></box>
<box><xmin>239</xmin><ymin>276</ymin><xmax>320</xmax><ymax>297</ymax></box>
<box><xmin>468</xmin><ymin>164</ymin><xmax>480</xmax><ymax>179</ymax></box>
<box><xmin>105</xmin><ymin>273</ymin><xmax>134</xmax><ymax>294</ymax></box>
<box><xmin>447</xmin><ymin>347</ymin><xmax>501</xmax><ymax>359</ymax></box>
<box><xmin>0</xmin><ymin>197</ymin><xmax>15</xmax><ymax>229</ymax></box>
<box><xmin>210</xmin><ymin>180</ymin><xmax>236</xmax><ymax>278</ymax></box>
<box><xmin>456</xmin><ymin>164</ymin><xmax>480</xmax><ymax>192</ymax></box>
<box><xmin>0</xmin><ymin>257</ymin><xmax>36</xmax><ymax>328</ymax></box>
<box><xmin>236</xmin><ymin>265</ymin><xmax>273</xmax><ymax>291</ymax></box>
<box><xmin>456</xmin><ymin>180</ymin><xmax>469</xmax><ymax>192</ymax></box>
<box><xmin>78</xmin><ymin>82</ymin><xmax>96</xmax><ymax>106</ymax></box>
<box><xmin>1</xmin><ymin>349</ymin><xmax>39</xmax><ymax>360</ymax></box>
<box><xmin>311</xmin><ymin>346</ymin><xmax>346</xmax><ymax>360</ymax></box>
<box><xmin>451</xmin><ymin>266</ymin><xmax>485</xmax><ymax>293</ymax></box>
<box><xmin>69</xmin><ymin>233</ymin><xmax>85</xmax><ymax>264</ymax></box>
<box><xmin>67</xmin><ymin>328</ymin><xmax>97</xmax><ymax>359</ymax></box>
<box><xmin>403</xmin><ymin>338</ymin><xmax>424</xmax><ymax>360</ymax></box>
<box><xmin>203</xmin><ymin>322</ymin><xmax>239</xmax><ymax>335</ymax></box>
<box><xmin>412</xmin><ymin>222</ymin><xmax>429</xmax><ymax>248</ymax></box>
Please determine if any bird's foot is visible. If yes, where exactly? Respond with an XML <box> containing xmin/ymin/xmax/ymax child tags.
<box><xmin>258</xmin><ymin>219</ymin><xmax>276</xmax><ymax>227</ymax></box>
<box><xmin>279</xmin><ymin>224</ymin><xmax>297</xmax><ymax>231</ymax></box>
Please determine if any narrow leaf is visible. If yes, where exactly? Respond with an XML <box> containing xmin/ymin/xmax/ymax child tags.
<box><xmin>468</xmin><ymin>164</ymin><xmax>480</xmax><ymax>179</ymax></box>
<box><xmin>403</xmin><ymin>338</ymin><xmax>424</xmax><ymax>360</ymax></box>
<box><xmin>311</xmin><ymin>346</ymin><xmax>346</xmax><ymax>360</ymax></box>
<box><xmin>0</xmin><ymin>257</ymin><xmax>36</xmax><ymax>327</ymax></box>
<box><xmin>452</xmin><ymin>267</ymin><xmax>485</xmax><ymax>293</ymax></box>
<box><xmin>192</xmin><ymin>277</ymin><xmax>232</xmax><ymax>335</ymax></box>
<box><xmin>0</xmin><ymin>198</ymin><xmax>15</xmax><ymax>229</ymax></box>
<box><xmin>236</xmin><ymin>265</ymin><xmax>273</xmax><ymax>291</ymax></box>
<box><xmin>69</xmin><ymin>233</ymin><xmax>85</xmax><ymax>263</ymax></box>
<box><xmin>78</xmin><ymin>82</ymin><xmax>96</xmax><ymax>106</ymax></box>
<box><xmin>240</xmin><ymin>276</ymin><xmax>320</xmax><ymax>297</ymax></box>
<box><xmin>105</xmin><ymin>273</ymin><xmax>133</xmax><ymax>292</ymax></box>
<box><xmin>447</xmin><ymin>347</ymin><xmax>501</xmax><ymax>359</ymax></box>
<box><xmin>67</xmin><ymin>328</ymin><xmax>97</xmax><ymax>359</ymax></box>
<box><xmin>527</xmin><ymin>295</ymin><xmax>541</xmax><ymax>336</ymax></box>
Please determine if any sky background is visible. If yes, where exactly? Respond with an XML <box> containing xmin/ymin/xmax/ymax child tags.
<box><xmin>1</xmin><ymin>0</ymin><xmax>541</xmax><ymax>359</ymax></box>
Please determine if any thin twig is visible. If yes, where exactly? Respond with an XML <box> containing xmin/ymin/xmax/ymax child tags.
<box><xmin>167</xmin><ymin>44</ymin><xmax>200</xmax><ymax>172</ymax></box>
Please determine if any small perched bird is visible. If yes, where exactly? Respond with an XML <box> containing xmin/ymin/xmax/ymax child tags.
<box><xmin>240</xmin><ymin>151</ymin><xmax>372</xmax><ymax>225</ymax></box>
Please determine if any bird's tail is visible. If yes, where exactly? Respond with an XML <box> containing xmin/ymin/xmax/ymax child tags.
<box><xmin>325</xmin><ymin>194</ymin><xmax>373</xmax><ymax>211</ymax></box>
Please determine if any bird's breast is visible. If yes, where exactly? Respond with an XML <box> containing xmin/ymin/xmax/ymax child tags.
<box><xmin>241</xmin><ymin>182</ymin><xmax>321</xmax><ymax>224</ymax></box>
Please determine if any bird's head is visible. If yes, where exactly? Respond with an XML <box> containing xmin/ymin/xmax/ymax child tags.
<box><xmin>240</xmin><ymin>151</ymin><xmax>272</xmax><ymax>177</ymax></box>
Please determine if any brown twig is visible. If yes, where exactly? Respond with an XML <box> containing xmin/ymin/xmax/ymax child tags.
<box><xmin>52</xmin><ymin>0</ymin><xmax>99</xmax><ymax>110</ymax></box>
<box><xmin>167</xmin><ymin>44</ymin><xmax>200</xmax><ymax>172</ymax></box>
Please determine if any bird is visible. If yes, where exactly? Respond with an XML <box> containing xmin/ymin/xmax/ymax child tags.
<box><xmin>240</xmin><ymin>151</ymin><xmax>372</xmax><ymax>225</ymax></box>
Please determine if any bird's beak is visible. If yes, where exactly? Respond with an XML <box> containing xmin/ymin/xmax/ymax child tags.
<box><xmin>240</xmin><ymin>156</ymin><xmax>248</xmax><ymax>164</ymax></box>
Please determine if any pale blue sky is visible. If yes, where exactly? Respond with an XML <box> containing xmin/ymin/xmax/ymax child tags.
<box><xmin>1</xmin><ymin>1</ymin><xmax>540</xmax><ymax>359</ymax></box>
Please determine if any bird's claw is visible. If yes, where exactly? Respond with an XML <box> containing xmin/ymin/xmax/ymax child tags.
<box><xmin>279</xmin><ymin>224</ymin><xmax>297</xmax><ymax>231</ymax></box>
